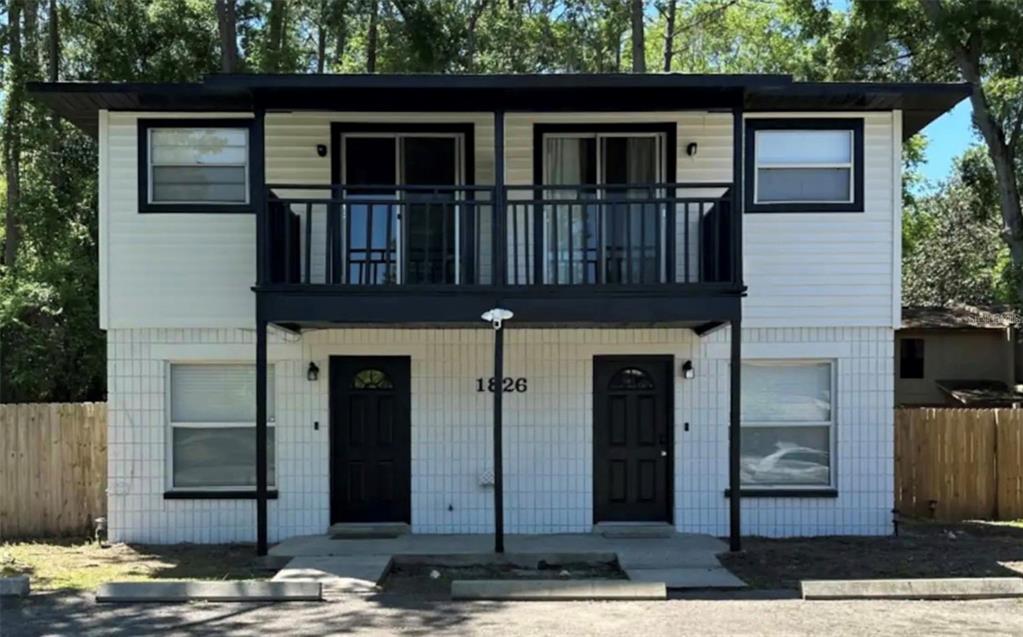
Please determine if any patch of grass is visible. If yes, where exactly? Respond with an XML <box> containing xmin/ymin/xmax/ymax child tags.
<box><xmin>0</xmin><ymin>539</ymin><xmax>273</xmax><ymax>591</ymax></box>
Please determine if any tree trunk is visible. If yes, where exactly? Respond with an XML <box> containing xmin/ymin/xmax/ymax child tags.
<box><xmin>919</xmin><ymin>0</ymin><xmax>1023</xmax><ymax>299</ymax></box>
<box><xmin>47</xmin><ymin>0</ymin><xmax>59</xmax><ymax>82</ymax></box>
<box><xmin>4</xmin><ymin>0</ymin><xmax>24</xmax><ymax>269</ymax></box>
<box><xmin>466</xmin><ymin>0</ymin><xmax>489</xmax><ymax>72</ymax></box>
<box><xmin>23</xmin><ymin>0</ymin><xmax>39</xmax><ymax>71</ymax></box>
<box><xmin>317</xmin><ymin>22</ymin><xmax>326</xmax><ymax>73</ymax></box>
<box><xmin>366</xmin><ymin>0</ymin><xmax>379</xmax><ymax>73</ymax></box>
<box><xmin>662</xmin><ymin>0</ymin><xmax>676</xmax><ymax>72</ymax></box>
<box><xmin>215</xmin><ymin>0</ymin><xmax>240</xmax><ymax>73</ymax></box>
<box><xmin>630</xmin><ymin>0</ymin><xmax>645</xmax><ymax>73</ymax></box>
<box><xmin>267</xmin><ymin>0</ymin><xmax>286</xmax><ymax>72</ymax></box>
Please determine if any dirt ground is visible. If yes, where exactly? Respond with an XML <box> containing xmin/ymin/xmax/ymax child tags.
<box><xmin>720</xmin><ymin>520</ymin><xmax>1023</xmax><ymax>590</ymax></box>
<box><xmin>383</xmin><ymin>559</ymin><xmax>625</xmax><ymax>597</ymax></box>
<box><xmin>0</xmin><ymin>539</ymin><xmax>273</xmax><ymax>590</ymax></box>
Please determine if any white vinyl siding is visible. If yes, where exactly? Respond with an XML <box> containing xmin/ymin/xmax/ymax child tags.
<box><xmin>168</xmin><ymin>363</ymin><xmax>275</xmax><ymax>489</ymax></box>
<box><xmin>740</xmin><ymin>360</ymin><xmax>834</xmax><ymax>488</ymax></box>
<box><xmin>99</xmin><ymin>110</ymin><xmax>898</xmax><ymax>329</ymax></box>
<box><xmin>148</xmin><ymin>128</ymin><xmax>249</xmax><ymax>204</ymax></box>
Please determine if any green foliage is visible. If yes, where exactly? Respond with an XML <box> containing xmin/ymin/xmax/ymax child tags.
<box><xmin>903</xmin><ymin>151</ymin><xmax>1019</xmax><ymax>308</ymax></box>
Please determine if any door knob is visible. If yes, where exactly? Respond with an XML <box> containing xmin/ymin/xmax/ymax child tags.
<box><xmin>660</xmin><ymin>450</ymin><xmax>667</xmax><ymax>457</ymax></box>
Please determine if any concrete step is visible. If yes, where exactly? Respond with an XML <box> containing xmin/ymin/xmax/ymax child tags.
<box><xmin>329</xmin><ymin>522</ymin><xmax>410</xmax><ymax>539</ymax></box>
<box><xmin>625</xmin><ymin>567</ymin><xmax>748</xmax><ymax>590</ymax></box>
<box><xmin>593</xmin><ymin>522</ymin><xmax>675</xmax><ymax>539</ymax></box>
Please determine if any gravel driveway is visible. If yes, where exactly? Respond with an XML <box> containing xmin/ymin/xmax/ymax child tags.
<box><xmin>3</xmin><ymin>590</ymin><xmax>1022</xmax><ymax>636</ymax></box>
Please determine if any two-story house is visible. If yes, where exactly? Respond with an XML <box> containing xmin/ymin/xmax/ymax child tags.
<box><xmin>30</xmin><ymin>74</ymin><xmax>967</xmax><ymax>555</ymax></box>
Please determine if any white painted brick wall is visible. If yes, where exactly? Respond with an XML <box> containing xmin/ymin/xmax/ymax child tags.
<box><xmin>106</xmin><ymin>326</ymin><xmax>893</xmax><ymax>543</ymax></box>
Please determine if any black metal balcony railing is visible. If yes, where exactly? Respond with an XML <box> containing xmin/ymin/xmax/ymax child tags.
<box><xmin>263</xmin><ymin>183</ymin><xmax>737</xmax><ymax>289</ymax></box>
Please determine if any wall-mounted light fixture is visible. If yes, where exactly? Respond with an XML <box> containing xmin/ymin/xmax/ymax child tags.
<box><xmin>316</xmin><ymin>144</ymin><xmax>328</xmax><ymax>157</ymax></box>
<box><xmin>307</xmin><ymin>362</ymin><xmax>320</xmax><ymax>382</ymax></box>
<box><xmin>686</xmin><ymin>142</ymin><xmax>699</xmax><ymax>157</ymax></box>
<box><xmin>681</xmin><ymin>360</ymin><xmax>695</xmax><ymax>379</ymax></box>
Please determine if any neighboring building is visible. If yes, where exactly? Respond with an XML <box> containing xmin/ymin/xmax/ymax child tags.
<box><xmin>29</xmin><ymin>74</ymin><xmax>967</xmax><ymax>552</ymax></box>
<box><xmin>896</xmin><ymin>304</ymin><xmax>1021</xmax><ymax>406</ymax></box>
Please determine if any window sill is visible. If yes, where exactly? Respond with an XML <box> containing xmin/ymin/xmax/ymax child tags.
<box><xmin>724</xmin><ymin>488</ymin><xmax>838</xmax><ymax>498</ymax></box>
<box><xmin>164</xmin><ymin>490</ymin><xmax>279</xmax><ymax>500</ymax></box>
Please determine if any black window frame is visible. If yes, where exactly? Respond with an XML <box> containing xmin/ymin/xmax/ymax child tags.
<box><xmin>899</xmin><ymin>337</ymin><xmax>926</xmax><ymax>379</ymax></box>
<box><xmin>138</xmin><ymin>118</ymin><xmax>256</xmax><ymax>214</ymax></box>
<box><xmin>744</xmin><ymin>118</ymin><xmax>865</xmax><ymax>214</ymax></box>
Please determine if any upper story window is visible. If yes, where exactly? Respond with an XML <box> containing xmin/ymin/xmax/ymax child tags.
<box><xmin>139</xmin><ymin>119</ymin><xmax>253</xmax><ymax>213</ymax></box>
<box><xmin>745</xmin><ymin>118</ymin><xmax>864</xmax><ymax>213</ymax></box>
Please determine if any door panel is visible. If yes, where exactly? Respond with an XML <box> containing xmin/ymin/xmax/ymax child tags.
<box><xmin>330</xmin><ymin>356</ymin><xmax>411</xmax><ymax>524</ymax></box>
<box><xmin>594</xmin><ymin>356</ymin><xmax>672</xmax><ymax>523</ymax></box>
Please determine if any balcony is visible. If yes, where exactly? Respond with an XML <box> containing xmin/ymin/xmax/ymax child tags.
<box><xmin>257</xmin><ymin>183</ymin><xmax>742</xmax><ymax>327</ymax></box>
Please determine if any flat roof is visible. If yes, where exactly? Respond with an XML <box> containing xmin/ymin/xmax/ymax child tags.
<box><xmin>27</xmin><ymin>73</ymin><xmax>970</xmax><ymax>138</ymax></box>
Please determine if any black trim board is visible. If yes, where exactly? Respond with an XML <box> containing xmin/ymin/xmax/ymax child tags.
<box><xmin>723</xmin><ymin>488</ymin><xmax>838</xmax><ymax>498</ymax></box>
<box><xmin>164</xmin><ymin>490</ymin><xmax>279</xmax><ymax>500</ymax></box>
<box><xmin>744</xmin><ymin>118</ymin><xmax>865</xmax><ymax>214</ymax></box>
<box><xmin>137</xmin><ymin>118</ymin><xmax>256</xmax><ymax>214</ymax></box>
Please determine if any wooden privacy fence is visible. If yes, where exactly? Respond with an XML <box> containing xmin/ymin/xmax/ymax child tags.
<box><xmin>0</xmin><ymin>403</ymin><xmax>107</xmax><ymax>539</ymax></box>
<box><xmin>895</xmin><ymin>408</ymin><xmax>1023</xmax><ymax>521</ymax></box>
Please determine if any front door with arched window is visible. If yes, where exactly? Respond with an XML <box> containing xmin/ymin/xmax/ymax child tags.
<box><xmin>329</xmin><ymin>356</ymin><xmax>411</xmax><ymax>524</ymax></box>
<box><xmin>593</xmin><ymin>356</ymin><xmax>673</xmax><ymax>523</ymax></box>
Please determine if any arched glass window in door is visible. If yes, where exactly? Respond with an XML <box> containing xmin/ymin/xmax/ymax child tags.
<box><xmin>352</xmin><ymin>368</ymin><xmax>394</xmax><ymax>390</ymax></box>
<box><xmin>607</xmin><ymin>367</ymin><xmax>655</xmax><ymax>391</ymax></box>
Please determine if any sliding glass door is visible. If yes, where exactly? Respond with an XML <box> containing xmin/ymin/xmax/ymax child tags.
<box><xmin>543</xmin><ymin>133</ymin><xmax>664</xmax><ymax>284</ymax></box>
<box><xmin>341</xmin><ymin>133</ymin><xmax>463</xmax><ymax>285</ymax></box>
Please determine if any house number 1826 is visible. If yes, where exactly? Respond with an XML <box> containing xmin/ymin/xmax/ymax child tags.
<box><xmin>476</xmin><ymin>377</ymin><xmax>528</xmax><ymax>393</ymax></box>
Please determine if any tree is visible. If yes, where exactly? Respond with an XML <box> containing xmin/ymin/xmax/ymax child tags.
<box><xmin>824</xmin><ymin>0</ymin><xmax>1023</xmax><ymax>302</ymax></box>
<box><xmin>630</xmin><ymin>0</ymin><xmax>644</xmax><ymax>72</ymax></box>
<box><xmin>215</xmin><ymin>0</ymin><xmax>240</xmax><ymax>72</ymax></box>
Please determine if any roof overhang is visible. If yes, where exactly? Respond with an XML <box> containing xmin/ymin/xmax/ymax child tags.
<box><xmin>27</xmin><ymin>73</ymin><xmax>970</xmax><ymax>139</ymax></box>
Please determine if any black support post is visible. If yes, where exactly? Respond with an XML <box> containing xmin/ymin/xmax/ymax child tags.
<box><xmin>728</xmin><ymin>323</ymin><xmax>741</xmax><ymax>552</ymax></box>
<box><xmin>252</xmin><ymin>106</ymin><xmax>269</xmax><ymax>556</ymax></box>
<box><xmin>728</xmin><ymin>99</ymin><xmax>744</xmax><ymax>553</ymax></box>
<box><xmin>255</xmin><ymin>314</ymin><xmax>269</xmax><ymax>556</ymax></box>
<box><xmin>493</xmin><ymin>110</ymin><xmax>506</xmax><ymax>286</ymax></box>
<box><xmin>493</xmin><ymin>323</ymin><xmax>505</xmax><ymax>553</ymax></box>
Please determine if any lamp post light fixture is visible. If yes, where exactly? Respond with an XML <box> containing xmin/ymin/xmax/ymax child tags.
<box><xmin>482</xmin><ymin>307</ymin><xmax>513</xmax><ymax>553</ymax></box>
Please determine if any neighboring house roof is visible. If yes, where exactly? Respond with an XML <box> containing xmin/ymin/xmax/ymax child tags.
<box><xmin>901</xmin><ymin>304</ymin><xmax>1018</xmax><ymax>330</ymax></box>
<box><xmin>935</xmin><ymin>380</ymin><xmax>1023</xmax><ymax>407</ymax></box>
<box><xmin>27</xmin><ymin>73</ymin><xmax>969</xmax><ymax>138</ymax></box>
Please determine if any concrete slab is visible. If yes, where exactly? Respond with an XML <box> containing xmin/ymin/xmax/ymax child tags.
<box><xmin>625</xmin><ymin>567</ymin><xmax>747</xmax><ymax>589</ymax></box>
<box><xmin>801</xmin><ymin>578</ymin><xmax>1023</xmax><ymax>601</ymax></box>
<box><xmin>269</xmin><ymin>531</ymin><xmax>744</xmax><ymax>593</ymax></box>
<box><xmin>451</xmin><ymin>579</ymin><xmax>666</xmax><ymax>601</ymax></box>
<box><xmin>0</xmin><ymin>575</ymin><xmax>30</xmax><ymax>597</ymax></box>
<box><xmin>593</xmin><ymin>522</ymin><xmax>675</xmax><ymax>539</ymax></box>
<box><xmin>272</xmin><ymin>556</ymin><xmax>393</xmax><ymax>595</ymax></box>
<box><xmin>329</xmin><ymin>522</ymin><xmax>409</xmax><ymax>539</ymax></box>
<box><xmin>95</xmin><ymin>581</ymin><xmax>322</xmax><ymax>603</ymax></box>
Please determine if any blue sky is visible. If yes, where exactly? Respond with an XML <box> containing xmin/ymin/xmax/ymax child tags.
<box><xmin>916</xmin><ymin>98</ymin><xmax>975</xmax><ymax>187</ymax></box>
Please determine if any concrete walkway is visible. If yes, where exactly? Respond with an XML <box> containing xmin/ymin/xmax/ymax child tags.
<box><xmin>270</xmin><ymin>533</ymin><xmax>747</xmax><ymax>592</ymax></box>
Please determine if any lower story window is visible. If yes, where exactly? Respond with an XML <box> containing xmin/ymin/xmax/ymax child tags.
<box><xmin>168</xmin><ymin>363</ymin><xmax>276</xmax><ymax>489</ymax></box>
<box><xmin>740</xmin><ymin>360</ymin><xmax>834</xmax><ymax>488</ymax></box>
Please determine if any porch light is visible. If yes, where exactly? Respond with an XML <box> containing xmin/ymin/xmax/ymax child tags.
<box><xmin>682</xmin><ymin>360</ymin><xmax>695</xmax><ymax>379</ymax></box>
<box><xmin>307</xmin><ymin>362</ymin><xmax>320</xmax><ymax>382</ymax></box>
<box><xmin>482</xmin><ymin>308</ymin><xmax>514</xmax><ymax>330</ymax></box>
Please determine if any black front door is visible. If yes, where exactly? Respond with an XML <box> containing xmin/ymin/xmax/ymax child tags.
<box><xmin>593</xmin><ymin>356</ymin><xmax>672</xmax><ymax>522</ymax></box>
<box><xmin>330</xmin><ymin>356</ymin><xmax>411</xmax><ymax>524</ymax></box>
